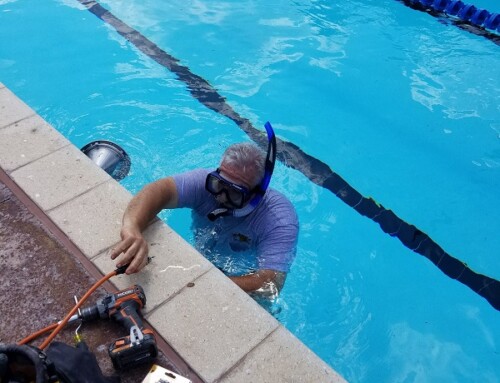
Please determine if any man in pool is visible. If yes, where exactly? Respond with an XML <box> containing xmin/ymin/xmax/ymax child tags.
<box><xmin>110</xmin><ymin>123</ymin><xmax>299</xmax><ymax>293</ymax></box>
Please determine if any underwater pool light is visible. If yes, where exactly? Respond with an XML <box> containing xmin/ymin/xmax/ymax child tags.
<box><xmin>81</xmin><ymin>140</ymin><xmax>131</xmax><ymax>181</ymax></box>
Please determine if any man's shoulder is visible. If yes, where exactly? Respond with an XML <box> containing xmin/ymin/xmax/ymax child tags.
<box><xmin>173</xmin><ymin>168</ymin><xmax>210</xmax><ymax>183</ymax></box>
<box><xmin>260</xmin><ymin>189</ymin><xmax>298</xmax><ymax>224</ymax></box>
<box><xmin>265</xmin><ymin>188</ymin><xmax>294</xmax><ymax>207</ymax></box>
<box><xmin>172</xmin><ymin>169</ymin><xmax>212</xmax><ymax>206</ymax></box>
<box><xmin>177</xmin><ymin>168</ymin><xmax>210</xmax><ymax>178</ymax></box>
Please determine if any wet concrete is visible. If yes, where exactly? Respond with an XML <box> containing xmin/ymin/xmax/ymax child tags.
<box><xmin>0</xmin><ymin>178</ymin><xmax>198</xmax><ymax>383</ymax></box>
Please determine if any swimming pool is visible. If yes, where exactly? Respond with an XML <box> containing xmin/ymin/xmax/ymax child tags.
<box><xmin>1</xmin><ymin>1</ymin><xmax>499</xmax><ymax>382</ymax></box>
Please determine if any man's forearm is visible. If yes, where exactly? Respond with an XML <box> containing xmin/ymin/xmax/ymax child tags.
<box><xmin>122</xmin><ymin>190</ymin><xmax>159</xmax><ymax>231</ymax></box>
<box><xmin>229</xmin><ymin>270</ymin><xmax>278</xmax><ymax>292</ymax></box>
<box><xmin>123</xmin><ymin>178</ymin><xmax>178</xmax><ymax>231</ymax></box>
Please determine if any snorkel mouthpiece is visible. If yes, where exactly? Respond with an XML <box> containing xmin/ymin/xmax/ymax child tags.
<box><xmin>207</xmin><ymin>207</ymin><xmax>230</xmax><ymax>221</ymax></box>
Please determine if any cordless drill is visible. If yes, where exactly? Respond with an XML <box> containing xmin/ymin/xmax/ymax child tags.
<box><xmin>79</xmin><ymin>285</ymin><xmax>158</xmax><ymax>370</ymax></box>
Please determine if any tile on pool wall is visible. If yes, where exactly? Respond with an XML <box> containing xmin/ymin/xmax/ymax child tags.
<box><xmin>48</xmin><ymin>180</ymin><xmax>132</xmax><ymax>258</ymax></box>
<box><xmin>93</xmin><ymin>219</ymin><xmax>214</xmax><ymax>313</ymax></box>
<box><xmin>147</xmin><ymin>268</ymin><xmax>279</xmax><ymax>383</ymax></box>
<box><xmin>10</xmin><ymin>145</ymin><xmax>110</xmax><ymax>211</ymax></box>
<box><xmin>220</xmin><ymin>326</ymin><xmax>347</xmax><ymax>383</ymax></box>
<box><xmin>0</xmin><ymin>115</ymin><xmax>70</xmax><ymax>172</ymax></box>
<box><xmin>0</xmin><ymin>87</ymin><xmax>35</xmax><ymax>129</ymax></box>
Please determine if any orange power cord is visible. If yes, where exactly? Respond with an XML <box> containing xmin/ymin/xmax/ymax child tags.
<box><xmin>18</xmin><ymin>323</ymin><xmax>58</xmax><ymax>346</ymax></box>
<box><xmin>18</xmin><ymin>265</ymin><xmax>127</xmax><ymax>349</ymax></box>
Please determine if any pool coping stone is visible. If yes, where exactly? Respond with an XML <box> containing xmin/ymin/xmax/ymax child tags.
<box><xmin>0</xmin><ymin>84</ymin><xmax>347</xmax><ymax>383</ymax></box>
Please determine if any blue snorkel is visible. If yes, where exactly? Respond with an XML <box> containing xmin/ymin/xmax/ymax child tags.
<box><xmin>260</xmin><ymin>121</ymin><xmax>277</xmax><ymax>195</ymax></box>
<box><xmin>233</xmin><ymin>121</ymin><xmax>276</xmax><ymax>216</ymax></box>
<box><xmin>208</xmin><ymin>121</ymin><xmax>277</xmax><ymax>220</ymax></box>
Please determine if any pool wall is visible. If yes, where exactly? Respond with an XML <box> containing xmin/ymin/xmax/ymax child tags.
<box><xmin>0</xmin><ymin>83</ymin><xmax>346</xmax><ymax>383</ymax></box>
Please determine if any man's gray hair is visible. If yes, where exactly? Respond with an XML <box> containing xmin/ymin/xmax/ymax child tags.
<box><xmin>221</xmin><ymin>143</ymin><xmax>266</xmax><ymax>187</ymax></box>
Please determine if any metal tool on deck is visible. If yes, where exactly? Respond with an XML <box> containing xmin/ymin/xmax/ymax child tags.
<box><xmin>77</xmin><ymin>284</ymin><xmax>158</xmax><ymax>370</ymax></box>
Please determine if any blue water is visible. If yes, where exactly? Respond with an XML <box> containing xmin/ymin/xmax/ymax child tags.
<box><xmin>1</xmin><ymin>1</ymin><xmax>499</xmax><ymax>382</ymax></box>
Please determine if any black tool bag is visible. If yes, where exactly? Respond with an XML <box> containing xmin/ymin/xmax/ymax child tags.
<box><xmin>0</xmin><ymin>342</ymin><xmax>120</xmax><ymax>383</ymax></box>
<box><xmin>46</xmin><ymin>341</ymin><xmax>120</xmax><ymax>383</ymax></box>
<box><xmin>0</xmin><ymin>343</ymin><xmax>55</xmax><ymax>383</ymax></box>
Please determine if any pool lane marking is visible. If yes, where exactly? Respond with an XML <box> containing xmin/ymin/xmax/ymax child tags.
<box><xmin>77</xmin><ymin>0</ymin><xmax>500</xmax><ymax>311</ymax></box>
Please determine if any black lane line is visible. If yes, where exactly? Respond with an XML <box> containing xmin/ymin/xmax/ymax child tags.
<box><xmin>77</xmin><ymin>0</ymin><xmax>500</xmax><ymax>311</ymax></box>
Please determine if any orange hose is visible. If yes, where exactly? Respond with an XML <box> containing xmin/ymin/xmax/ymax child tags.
<box><xmin>18</xmin><ymin>323</ymin><xmax>58</xmax><ymax>345</ymax></box>
<box><xmin>38</xmin><ymin>269</ymin><xmax>117</xmax><ymax>350</ymax></box>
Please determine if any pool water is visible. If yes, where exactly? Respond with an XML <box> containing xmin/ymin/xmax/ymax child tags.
<box><xmin>1</xmin><ymin>1</ymin><xmax>499</xmax><ymax>382</ymax></box>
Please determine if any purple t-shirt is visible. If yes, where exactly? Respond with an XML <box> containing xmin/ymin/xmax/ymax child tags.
<box><xmin>173</xmin><ymin>169</ymin><xmax>299</xmax><ymax>274</ymax></box>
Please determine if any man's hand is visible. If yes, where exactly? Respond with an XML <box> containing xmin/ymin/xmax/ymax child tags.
<box><xmin>110</xmin><ymin>177</ymin><xmax>179</xmax><ymax>275</ymax></box>
<box><xmin>110</xmin><ymin>225</ymin><xmax>149</xmax><ymax>274</ymax></box>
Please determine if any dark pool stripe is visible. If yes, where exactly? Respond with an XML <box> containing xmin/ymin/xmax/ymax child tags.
<box><xmin>77</xmin><ymin>0</ymin><xmax>500</xmax><ymax>311</ymax></box>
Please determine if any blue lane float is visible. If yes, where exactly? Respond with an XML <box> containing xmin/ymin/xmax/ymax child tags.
<box><xmin>400</xmin><ymin>0</ymin><xmax>500</xmax><ymax>43</ymax></box>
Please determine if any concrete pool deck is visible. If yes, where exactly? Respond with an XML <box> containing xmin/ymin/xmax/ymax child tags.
<box><xmin>0</xmin><ymin>83</ymin><xmax>346</xmax><ymax>383</ymax></box>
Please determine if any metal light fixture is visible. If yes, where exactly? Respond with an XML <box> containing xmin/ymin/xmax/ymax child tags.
<box><xmin>81</xmin><ymin>140</ymin><xmax>131</xmax><ymax>181</ymax></box>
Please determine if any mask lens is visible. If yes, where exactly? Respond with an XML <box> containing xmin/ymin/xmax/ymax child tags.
<box><xmin>207</xmin><ymin>174</ymin><xmax>223</xmax><ymax>193</ymax></box>
<box><xmin>205</xmin><ymin>170</ymin><xmax>249</xmax><ymax>208</ymax></box>
<box><xmin>227</xmin><ymin>188</ymin><xmax>244</xmax><ymax>207</ymax></box>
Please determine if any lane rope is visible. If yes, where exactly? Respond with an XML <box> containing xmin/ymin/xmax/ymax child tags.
<box><xmin>398</xmin><ymin>0</ymin><xmax>500</xmax><ymax>45</ymax></box>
